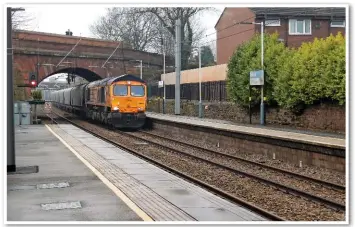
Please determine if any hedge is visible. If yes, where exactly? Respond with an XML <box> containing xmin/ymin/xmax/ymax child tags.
<box><xmin>227</xmin><ymin>32</ymin><xmax>345</xmax><ymax>110</ymax></box>
<box><xmin>273</xmin><ymin>33</ymin><xmax>345</xmax><ymax>109</ymax></box>
<box><xmin>227</xmin><ymin>33</ymin><xmax>286</xmax><ymax>107</ymax></box>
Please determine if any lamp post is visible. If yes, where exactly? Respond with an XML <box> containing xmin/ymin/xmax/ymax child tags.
<box><xmin>240</xmin><ymin>21</ymin><xmax>265</xmax><ymax>125</ymax></box>
<box><xmin>198</xmin><ymin>43</ymin><xmax>202</xmax><ymax>118</ymax></box>
<box><xmin>161</xmin><ymin>24</ymin><xmax>173</xmax><ymax>114</ymax></box>
<box><xmin>163</xmin><ymin>42</ymin><xmax>166</xmax><ymax>114</ymax></box>
<box><xmin>259</xmin><ymin>21</ymin><xmax>265</xmax><ymax>125</ymax></box>
<box><xmin>7</xmin><ymin>7</ymin><xmax>25</xmax><ymax>172</ymax></box>
<box><xmin>140</xmin><ymin>60</ymin><xmax>142</xmax><ymax>80</ymax></box>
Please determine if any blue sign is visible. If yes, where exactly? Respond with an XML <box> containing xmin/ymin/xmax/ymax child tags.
<box><xmin>250</xmin><ymin>70</ymin><xmax>264</xmax><ymax>86</ymax></box>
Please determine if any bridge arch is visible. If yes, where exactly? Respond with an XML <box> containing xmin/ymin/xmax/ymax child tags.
<box><xmin>12</xmin><ymin>30</ymin><xmax>173</xmax><ymax>100</ymax></box>
<box><xmin>41</xmin><ymin>67</ymin><xmax>102</xmax><ymax>83</ymax></box>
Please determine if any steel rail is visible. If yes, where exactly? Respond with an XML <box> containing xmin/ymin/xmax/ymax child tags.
<box><xmin>122</xmin><ymin>130</ymin><xmax>345</xmax><ymax>212</ymax></box>
<box><xmin>47</xmin><ymin>111</ymin><xmax>285</xmax><ymax>221</ymax></box>
<box><xmin>139</xmin><ymin>130</ymin><xmax>345</xmax><ymax>191</ymax></box>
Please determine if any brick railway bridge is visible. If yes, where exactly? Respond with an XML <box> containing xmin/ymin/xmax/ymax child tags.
<box><xmin>12</xmin><ymin>30</ymin><xmax>172</xmax><ymax>98</ymax></box>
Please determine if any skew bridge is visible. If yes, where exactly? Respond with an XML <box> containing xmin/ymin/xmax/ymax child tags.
<box><xmin>12</xmin><ymin>30</ymin><xmax>171</xmax><ymax>99</ymax></box>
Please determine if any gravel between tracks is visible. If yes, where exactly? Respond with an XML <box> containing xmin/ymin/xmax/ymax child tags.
<box><xmin>132</xmin><ymin>131</ymin><xmax>345</xmax><ymax>205</ymax></box>
<box><xmin>48</xmin><ymin>108</ymin><xmax>345</xmax><ymax>221</ymax></box>
<box><xmin>148</xmin><ymin>128</ymin><xmax>345</xmax><ymax>186</ymax></box>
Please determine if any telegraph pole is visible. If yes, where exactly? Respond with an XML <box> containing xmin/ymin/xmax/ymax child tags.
<box><xmin>174</xmin><ymin>19</ymin><xmax>181</xmax><ymax>115</ymax></box>
<box><xmin>198</xmin><ymin>43</ymin><xmax>202</xmax><ymax>118</ymax></box>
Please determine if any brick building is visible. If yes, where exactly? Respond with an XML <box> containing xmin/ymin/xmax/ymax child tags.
<box><xmin>215</xmin><ymin>7</ymin><xmax>346</xmax><ymax>65</ymax></box>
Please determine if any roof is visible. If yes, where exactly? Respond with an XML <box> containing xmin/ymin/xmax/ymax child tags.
<box><xmin>214</xmin><ymin>8</ymin><xmax>227</xmax><ymax>28</ymax></box>
<box><xmin>214</xmin><ymin>7</ymin><xmax>346</xmax><ymax>28</ymax></box>
<box><xmin>249</xmin><ymin>7</ymin><xmax>345</xmax><ymax>18</ymax></box>
<box><xmin>87</xmin><ymin>74</ymin><xmax>146</xmax><ymax>88</ymax></box>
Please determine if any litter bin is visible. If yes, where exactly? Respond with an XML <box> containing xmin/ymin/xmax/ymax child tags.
<box><xmin>14</xmin><ymin>102</ymin><xmax>20</xmax><ymax>126</ymax></box>
<box><xmin>19</xmin><ymin>102</ymin><xmax>31</xmax><ymax>125</ymax></box>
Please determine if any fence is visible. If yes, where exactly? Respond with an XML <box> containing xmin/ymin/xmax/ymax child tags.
<box><xmin>148</xmin><ymin>80</ymin><xmax>228</xmax><ymax>102</ymax></box>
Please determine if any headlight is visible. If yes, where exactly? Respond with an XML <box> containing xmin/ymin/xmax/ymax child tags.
<box><xmin>138</xmin><ymin>107</ymin><xmax>143</xmax><ymax>111</ymax></box>
<box><xmin>113</xmin><ymin>106</ymin><xmax>119</xmax><ymax>111</ymax></box>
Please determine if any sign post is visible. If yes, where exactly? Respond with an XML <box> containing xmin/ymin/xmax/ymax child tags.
<box><xmin>250</xmin><ymin>70</ymin><xmax>264</xmax><ymax>86</ymax></box>
<box><xmin>250</xmin><ymin>70</ymin><xmax>264</xmax><ymax>125</ymax></box>
<box><xmin>158</xmin><ymin>81</ymin><xmax>164</xmax><ymax>113</ymax></box>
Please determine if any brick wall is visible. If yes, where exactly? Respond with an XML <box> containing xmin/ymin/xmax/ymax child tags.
<box><xmin>215</xmin><ymin>8</ymin><xmax>346</xmax><ymax>64</ymax></box>
<box><xmin>12</xmin><ymin>30</ymin><xmax>173</xmax><ymax>69</ymax></box>
<box><xmin>253</xmin><ymin>18</ymin><xmax>346</xmax><ymax>50</ymax></box>
<box><xmin>216</xmin><ymin>8</ymin><xmax>256</xmax><ymax>65</ymax></box>
<box><xmin>148</xmin><ymin>100</ymin><xmax>345</xmax><ymax>134</ymax></box>
<box><xmin>152</xmin><ymin>121</ymin><xmax>345</xmax><ymax>172</ymax></box>
<box><xmin>12</xmin><ymin>30</ymin><xmax>167</xmax><ymax>97</ymax></box>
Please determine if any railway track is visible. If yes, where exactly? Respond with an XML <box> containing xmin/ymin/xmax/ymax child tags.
<box><xmin>123</xmin><ymin>130</ymin><xmax>345</xmax><ymax>211</ymax></box>
<box><xmin>137</xmin><ymin>130</ymin><xmax>345</xmax><ymax>191</ymax></box>
<box><xmin>46</xmin><ymin>111</ymin><xmax>284</xmax><ymax>221</ymax></box>
<box><xmin>137</xmin><ymin>130</ymin><xmax>345</xmax><ymax>195</ymax></box>
<box><xmin>46</xmin><ymin>109</ymin><xmax>345</xmax><ymax>221</ymax></box>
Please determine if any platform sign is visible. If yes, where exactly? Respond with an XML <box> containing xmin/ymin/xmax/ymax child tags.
<box><xmin>250</xmin><ymin>70</ymin><xmax>264</xmax><ymax>86</ymax></box>
<box><xmin>158</xmin><ymin>80</ymin><xmax>164</xmax><ymax>88</ymax></box>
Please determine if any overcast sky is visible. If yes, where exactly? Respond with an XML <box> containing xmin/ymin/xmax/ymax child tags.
<box><xmin>20</xmin><ymin>6</ymin><xmax>224</xmax><ymax>82</ymax></box>
<box><xmin>24</xmin><ymin>6</ymin><xmax>224</xmax><ymax>41</ymax></box>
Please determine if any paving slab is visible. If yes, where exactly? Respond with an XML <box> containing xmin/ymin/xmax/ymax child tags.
<box><xmin>7</xmin><ymin>125</ymin><xmax>142</xmax><ymax>222</ymax></box>
<box><xmin>54</xmin><ymin>124</ymin><xmax>267</xmax><ymax>221</ymax></box>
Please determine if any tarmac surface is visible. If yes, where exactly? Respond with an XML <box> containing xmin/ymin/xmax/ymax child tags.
<box><xmin>7</xmin><ymin>125</ymin><xmax>141</xmax><ymax>221</ymax></box>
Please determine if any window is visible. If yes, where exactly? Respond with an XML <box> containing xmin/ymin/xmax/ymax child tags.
<box><xmin>265</xmin><ymin>19</ymin><xmax>280</xmax><ymax>26</ymax></box>
<box><xmin>86</xmin><ymin>89</ymin><xmax>90</xmax><ymax>101</ymax></box>
<box><xmin>113</xmin><ymin>85</ymin><xmax>128</xmax><ymax>96</ymax></box>
<box><xmin>289</xmin><ymin>19</ymin><xmax>311</xmax><ymax>35</ymax></box>
<box><xmin>130</xmin><ymin>85</ymin><xmax>145</xmax><ymax>97</ymax></box>
<box><xmin>331</xmin><ymin>20</ymin><xmax>345</xmax><ymax>27</ymax></box>
<box><xmin>100</xmin><ymin>87</ymin><xmax>105</xmax><ymax>103</ymax></box>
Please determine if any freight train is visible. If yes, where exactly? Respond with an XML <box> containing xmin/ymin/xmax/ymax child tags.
<box><xmin>51</xmin><ymin>74</ymin><xmax>147</xmax><ymax>129</ymax></box>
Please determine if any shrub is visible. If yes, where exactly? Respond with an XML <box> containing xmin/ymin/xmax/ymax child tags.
<box><xmin>227</xmin><ymin>33</ymin><xmax>287</xmax><ymax>107</ymax></box>
<box><xmin>31</xmin><ymin>90</ymin><xmax>42</xmax><ymax>100</ymax></box>
<box><xmin>273</xmin><ymin>32</ymin><xmax>345</xmax><ymax>109</ymax></box>
<box><xmin>227</xmin><ymin>32</ymin><xmax>345</xmax><ymax>110</ymax></box>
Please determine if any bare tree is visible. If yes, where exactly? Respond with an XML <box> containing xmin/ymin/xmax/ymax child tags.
<box><xmin>90</xmin><ymin>8</ymin><xmax>160</xmax><ymax>51</ymax></box>
<box><xmin>138</xmin><ymin>7</ymin><xmax>210</xmax><ymax>70</ymax></box>
<box><xmin>12</xmin><ymin>10</ymin><xmax>34</xmax><ymax>30</ymax></box>
<box><xmin>90</xmin><ymin>7</ymin><xmax>212</xmax><ymax>70</ymax></box>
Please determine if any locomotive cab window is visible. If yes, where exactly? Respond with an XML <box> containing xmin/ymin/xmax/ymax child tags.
<box><xmin>130</xmin><ymin>85</ymin><xmax>145</xmax><ymax>97</ymax></box>
<box><xmin>114</xmin><ymin>85</ymin><xmax>128</xmax><ymax>96</ymax></box>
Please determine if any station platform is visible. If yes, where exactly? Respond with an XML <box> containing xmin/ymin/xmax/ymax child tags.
<box><xmin>7</xmin><ymin>124</ymin><xmax>266</xmax><ymax>222</ymax></box>
<box><xmin>146</xmin><ymin>112</ymin><xmax>345</xmax><ymax>149</ymax></box>
<box><xmin>7</xmin><ymin>125</ymin><xmax>142</xmax><ymax>222</ymax></box>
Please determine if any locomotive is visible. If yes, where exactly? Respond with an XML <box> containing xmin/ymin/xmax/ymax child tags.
<box><xmin>51</xmin><ymin>74</ymin><xmax>147</xmax><ymax>129</ymax></box>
